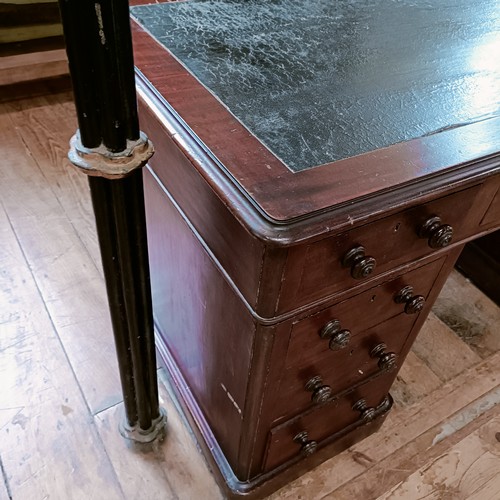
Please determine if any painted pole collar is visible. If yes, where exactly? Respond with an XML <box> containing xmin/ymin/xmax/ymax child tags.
<box><xmin>68</xmin><ymin>130</ymin><xmax>154</xmax><ymax>179</ymax></box>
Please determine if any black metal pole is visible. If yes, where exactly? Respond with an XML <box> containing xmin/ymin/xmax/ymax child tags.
<box><xmin>58</xmin><ymin>0</ymin><xmax>166</xmax><ymax>441</ymax></box>
<box><xmin>88</xmin><ymin>178</ymin><xmax>139</xmax><ymax>428</ymax></box>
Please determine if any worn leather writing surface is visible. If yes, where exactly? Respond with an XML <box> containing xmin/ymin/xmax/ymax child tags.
<box><xmin>132</xmin><ymin>0</ymin><xmax>500</xmax><ymax>172</ymax></box>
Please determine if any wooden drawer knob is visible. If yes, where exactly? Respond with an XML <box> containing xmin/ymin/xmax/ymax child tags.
<box><xmin>342</xmin><ymin>245</ymin><xmax>376</xmax><ymax>280</ymax></box>
<box><xmin>394</xmin><ymin>285</ymin><xmax>425</xmax><ymax>314</ymax></box>
<box><xmin>418</xmin><ymin>215</ymin><xmax>454</xmax><ymax>248</ymax></box>
<box><xmin>305</xmin><ymin>376</ymin><xmax>332</xmax><ymax>404</ymax></box>
<box><xmin>370</xmin><ymin>343</ymin><xmax>398</xmax><ymax>372</ymax></box>
<box><xmin>352</xmin><ymin>399</ymin><xmax>376</xmax><ymax>423</ymax></box>
<box><xmin>319</xmin><ymin>319</ymin><xmax>351</xmax><ymax>350</ymax></box>
<box><xmin>293</xmin><ymin>431</ymin><xmax>318</xmax><ymax>456</ymax></box>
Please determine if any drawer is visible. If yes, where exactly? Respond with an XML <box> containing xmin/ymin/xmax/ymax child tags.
<box><xmin>480</xmin><ymin>176</ymin><xmax>500</xmax><ymax>228</ymax></box>
<box><xmin>278</xmin><ymin>185</ymin><xmax>480</xmax><ymax>312</ymax></box>
<box><xmin>285</xmin><ymin>256</ymin><xmax>444</xmax><ymax>371</ymax></box>
<box><xmin>263</xmin><ymin>375</ymin><xmax>394</xmax><ymax>472</ymax></box>
<box><xmin>274</xmin><ymin>313</ymin><xmax>415</xmax><ymax>420</ymax></box>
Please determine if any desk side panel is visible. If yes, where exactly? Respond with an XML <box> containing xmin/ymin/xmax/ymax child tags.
<box><xmin>144</xmin><ymin>169</ymin><xmax>256</xmax><ymax>469</ymax></box>
<box><xmin>139</xmin><ymin>97</ymin><xmax>269</xmax><ymax>311</ymax></box>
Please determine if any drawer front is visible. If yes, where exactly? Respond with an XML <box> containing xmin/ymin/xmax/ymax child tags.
<box><xmin>285</xmin><ymin>256</ymin><xmax>444</xmax><ymax>371</ymax></box>
<box><xmin>274</xmin><ymin>313</ymin><xmax>415</xmax><ymax>420</ymax></box>
<box><xmin>480</xmin><ymin>177</ymin><xmax>500</xmax><ymax>228</ymax></box>
<box><xmin>278</xmin><ymin>185</ymin><xmax>480</xmax><ymax>312</ymax></box>
<box><xmin>263</xmin><ymin>375</ymin><xmax>393</xmax><ymax>472</ymax></box>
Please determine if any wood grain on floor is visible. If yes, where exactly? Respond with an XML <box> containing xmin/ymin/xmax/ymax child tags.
<box><xmin>0</xmin><ymin>89</ymin><xmax>499</xmax><ymax>500</ymax></box>
<box><xmin>0</xmin><ymin>98</ymin><xmax>121</xmax><ymax>416</ymax></box>
<box><xmin>0</xmin><ymin>176</ymin><xmax>124</xmax><ymax>500</ymax></box>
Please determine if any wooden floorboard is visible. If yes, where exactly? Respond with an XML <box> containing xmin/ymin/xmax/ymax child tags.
<box><xmin>0</xmin><ymin>486</ymin><xmax>8</xmax><ymax>500</ymax></box>
<box><xmin>389</xmin><ymin>350</ymin><xmax>442</xmax><ymax>407</ymax></box>
<box><xmin>0</xmin><ymin>88</ymin><xmax>499</xmax><ymax>499</ymax></box>
<box><xmin>95</xmin><ymin>374</ymin><xmax>219</xmax><ymax>500</ymax></box>
<box><xmin>0</xmin><ymin>474</ymin><xmax>10</xmax><ymax>500</ymax></box>
<box><xmin>0</xmin><ymin>202</ymin><xmax>124</xmax><ymax>500</ymax></box>
<box><xmin>4</xmin><ymin>94</ymin><xmax>102</xmax><ymax>274</ymax></box>
<box><xmin>434</xmin><ymin>270</ymin><xmax>500</xmax><ymax>359</ymax></box>
<box><xmin>411</xmin><ymin>312</ymin><xmax>481</xmax><ymax>382</ymax></box>
<box><xmin>0</xmin><ymin>100</ymin><xmax>121</xmax><ymax>415</ymax></box>
<box><xmin>376</xmin><ymin>413</ymin><xmax>500</xmax><ymax>499</ymax></box>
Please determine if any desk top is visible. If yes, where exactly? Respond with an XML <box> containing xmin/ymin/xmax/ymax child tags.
<box><xmin>131</xmin><ymin>0</ymin><xmax>500</xmax><ymax>223</ymax></box>
<box><xmin>132</xmin><ymin>0</ymin><xmax>500</xmax><ymax>172</ymax></box>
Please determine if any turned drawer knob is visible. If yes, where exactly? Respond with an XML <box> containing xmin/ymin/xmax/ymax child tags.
<box><xmin>352</xmin><ymin>399</ymin><xmax>376</xmax><ymax>423</ymax></box>
<box><xmin>418</xmin><ymin>216</ymin><xmax>453</xmax><ymax>249</ymax></box>
<box><xmin>394</xmin><ymin>285</ymin><xmax>425</xmax><ymax>314</ymax></box>
<box><xmin>342</xmin><ymin>245</ymin><xmax>377</xmax><ymax>280</ymax></box>
<box><xmin>293</xmin><ymin>431</ymin><xmax>318</xmax><ymax>456</ymax></box>
<box><xmin>305</xmin><ymin>376</ymin><xmax>332</xmax><ymax>404</ymax></box>
<box><xmin>319</xmin><ymin>319</ymin><xmax>351</xmax><ymax>350</ymax></box>
<box><xmin>370</xmin><ymin>343</ymin><xmax>398</xmax><ymax>372</ymax></box>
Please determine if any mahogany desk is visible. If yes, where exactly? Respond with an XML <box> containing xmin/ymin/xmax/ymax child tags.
<box><xmin>129</xmin><ymin>0</ymin><xmax>500</xmax><ymax>496</ymax></box>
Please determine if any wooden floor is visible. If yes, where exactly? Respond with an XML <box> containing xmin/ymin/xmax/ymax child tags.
<box><xmin>1</xmin><ymin>87</ymin><xmax>499</xmax><ymax>500</ymax></box>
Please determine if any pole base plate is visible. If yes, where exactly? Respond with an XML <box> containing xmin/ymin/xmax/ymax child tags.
<box><xmin>119</xmin><ymin>407</ymin><xmax>167</xmax><ymax>444</ymax></box>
